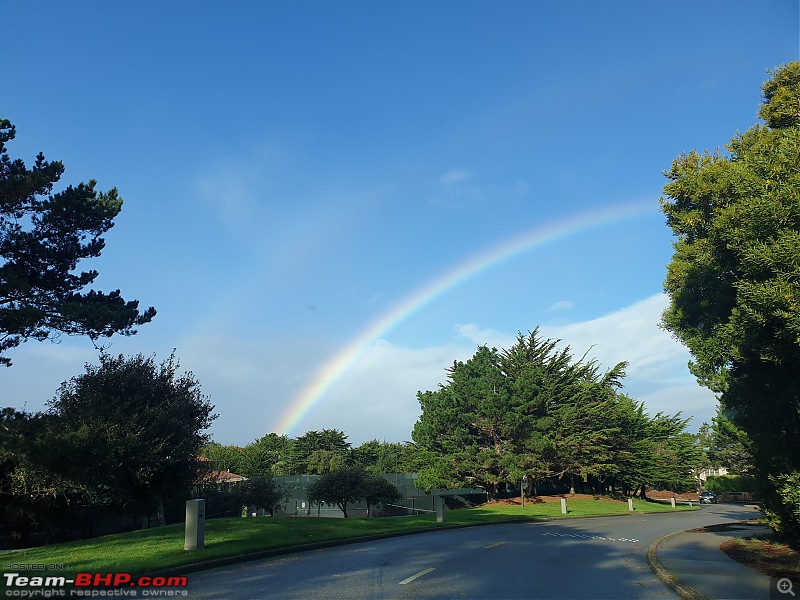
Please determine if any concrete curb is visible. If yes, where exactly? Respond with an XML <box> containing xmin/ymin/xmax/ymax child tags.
<box><xmin>646</xmin><ymin>530</ymin><xmax>706</xmax><ymax>600</ymax></box>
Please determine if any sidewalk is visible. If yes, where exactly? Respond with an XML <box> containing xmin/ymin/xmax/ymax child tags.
<box><xmin>654</xmin><ymin>525</ymin><xmax>772</xmax><ymax>599</ymax></box>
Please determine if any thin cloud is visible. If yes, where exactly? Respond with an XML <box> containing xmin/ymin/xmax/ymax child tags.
<box><xmin>539</xmin><ymin>294</ymin><xmax>687</xmax><ymax>378</ymax></box>
<box><xmin>193</xmin><ymin>138</ymin><xmax>290</xmax><ymax>240</ymax></box>
<box><xmin>546</xmin><ymin>300</ymin><xmax>574</xmax><ymax>312</ymax></box>
<box><xmin>195</xmin><ymin>171</ymin><xmax>260</xmax><ymax>237</ymax></box>
<box><xmin>455</xmin><ymin>323</ymin><xmax>514</xmax><ymax>349</ymax></box>
<box><xmin>432</xmin><ymin>173</ymin><xmax>531</xmax><ymax>210</ymax></box>
<box><xmin>440</xmin><ymin>168</ymin><xmax>473</xmax><ymax>186</ymax></box>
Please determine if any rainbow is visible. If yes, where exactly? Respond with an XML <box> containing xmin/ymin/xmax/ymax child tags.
<box><xmin>273</xmin><ymin>200</ymin><xmax>655</xmax><ymax>435</ymax></box>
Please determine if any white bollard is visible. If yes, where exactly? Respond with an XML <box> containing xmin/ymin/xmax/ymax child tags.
<box><xmin>560</xmin><ymin>497</ymin><xmax>568</xmax><ymax>514</ymax></box>
<box><xmin>184</xmin><ymin>499</ymin><xmax>205</xmax><ymax>551</ymax></box>
<box><xmin>670</xmin><ymin>497</ymin><xmax>676</xmax><ymax>509</ymax></box>
<box><xmin>628</xmin><ymin>498</ymin><xmax>634</xmax><ymax>511</ymax></box>
<box><xmin>436</xmin><ymin>496</ymin><xmax>446</xmax><ymax>523</ymax></box>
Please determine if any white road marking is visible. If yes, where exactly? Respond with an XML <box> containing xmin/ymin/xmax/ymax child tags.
<box><xmin>399</xmin><ymin>568</ymin><xmax>435</xmax><ymax>585</ymax></box>
<box><xmin>541</xmin><ymin>532</ymin><xmax>639</xmax><ymax>543</ymax></box>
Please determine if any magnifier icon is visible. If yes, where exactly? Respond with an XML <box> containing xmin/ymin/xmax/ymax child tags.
<box><xmin>778</xmin><ymin>578</ymin><xmax>796</xmax><ymax>596</ymax></box>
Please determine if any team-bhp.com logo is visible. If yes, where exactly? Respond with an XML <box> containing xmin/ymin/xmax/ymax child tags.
<box><xmin>3</xmin><ymin>570</ymin><xmax>188</xmax><ymax>597</ymax></box>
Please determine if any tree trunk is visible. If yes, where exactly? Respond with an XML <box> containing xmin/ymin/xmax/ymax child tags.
<box><xmin>486</xmin><ymin>482</ymin><xmax>497</xmax><ymax>500</ymax></box>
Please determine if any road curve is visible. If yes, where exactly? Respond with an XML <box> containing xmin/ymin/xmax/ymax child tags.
<box><xmin>185</xmin><ymin>503</ymin><xmax>759</xmax><ymax>600</ymax></box>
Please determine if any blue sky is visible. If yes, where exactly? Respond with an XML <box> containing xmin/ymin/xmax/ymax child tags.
<box><xmin>2</xmin><ymin>1</ymin><xmax>798</xmax><ymax>446</ymax></box>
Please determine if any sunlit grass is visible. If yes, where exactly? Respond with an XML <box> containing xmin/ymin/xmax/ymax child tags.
<box><xmin>450</xmin><ymin>497</ymin><xmax>690</xmax><ymax>523</ymax></box>
<box><xmin>0</xmin><ymin>498</ymin><xmax>695</xmax><ymax>578</ymax></box>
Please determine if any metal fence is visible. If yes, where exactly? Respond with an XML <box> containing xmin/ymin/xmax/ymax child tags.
<box><xmin>272</xmin><ymin>473</ymin><xmax>487</xmax><ymax>518</ymax></box>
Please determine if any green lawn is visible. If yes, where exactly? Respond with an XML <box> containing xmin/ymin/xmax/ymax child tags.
<box><xmin>1</xmin><ymin>498</ymin><xmax>694</xmax><ymax>578</ymax></box>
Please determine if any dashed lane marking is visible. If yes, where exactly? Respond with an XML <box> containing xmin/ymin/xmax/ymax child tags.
<box><xmin>484</xmin><ymin>541</ymin><xmax>507</xmax><ymax>548</ymax></box>
<box><xmin>399</xmin><ymin>568</ymin><xmax>435</xmax><ymax>585</ymax></box>
<box><xmin>542</xmin><ymin>532</ymin><xmax>639</xmax><ymax>543</ymax></box>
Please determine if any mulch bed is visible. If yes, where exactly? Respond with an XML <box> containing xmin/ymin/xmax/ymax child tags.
<box><xmin>687</xmin><ymin>520</ymin><xmax>763</xmax><ymax>533</ymax></box>
<box><xmin>491</xmin><ymin>490</ymin><xmax>698</xmax><ymax>506</ymax></box>
<box><xmin>646</xmin><ymin>490</ymin><xmax>700</xmax><ymax>501</ymax></box>
<box><xmin>684</xmin><ymin>520</ymin><xmax>800</xmax><ymax>577</ymax></box>
<box><xmin>490</xmin><ymin>493</ymin><xmax>625</xmax><ymax>505</ymax></box>
<box><xmin>719</xmin><ymin>536</ymin><xmax>800</xmax><ymax>578</ymax></box>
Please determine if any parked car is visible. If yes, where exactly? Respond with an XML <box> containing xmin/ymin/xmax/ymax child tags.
<box><xmin>699</xmin><ymin>491</ymin><xmax>718</xmax><ymax>504</ymax></box>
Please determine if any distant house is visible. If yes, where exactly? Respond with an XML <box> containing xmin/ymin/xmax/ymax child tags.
<box><xmin>196</xmin><ymin>456</ymin><xmax>247</xmax><ymax>486</ymax></box>
<box><xmin>698</xmin><ymin>466</ymin><xmax>729</xmax><ymax>486</ymax></box>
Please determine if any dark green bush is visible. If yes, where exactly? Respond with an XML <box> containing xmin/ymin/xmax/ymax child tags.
<box><xmin>704</xmin><ymin>474</ymin><xmax>758</xmax><ymax>493</ymax></box>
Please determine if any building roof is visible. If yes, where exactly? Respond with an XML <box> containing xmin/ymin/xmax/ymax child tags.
<box><xmin>196</xmin><ymin>456</ymin><xmax>248</xmax><ymax>484</ymax></box>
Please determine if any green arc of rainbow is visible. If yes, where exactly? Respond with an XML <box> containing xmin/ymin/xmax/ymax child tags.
<box><xmin>273</xmin><ymin>200</ymin><xmax>655</xmax><ymax>435</ymax></box>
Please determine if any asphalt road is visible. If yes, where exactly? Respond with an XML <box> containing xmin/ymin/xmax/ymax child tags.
<box><xmin>185</xmin><ymin>503</ymin><xmax>760</xmax><ymax>600</ymax></box>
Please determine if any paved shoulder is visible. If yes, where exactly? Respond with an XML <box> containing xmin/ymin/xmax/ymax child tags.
<box><xmin>654</xmin><ymin>526</ymin><xmax>770</xmax><ymax>600</ymax></box>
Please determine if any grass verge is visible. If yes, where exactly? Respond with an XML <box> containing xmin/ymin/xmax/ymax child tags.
<box><xmin>0</xmin><ymin>498</ymin><xmax>694</xmax><ymax>577</ymax></box>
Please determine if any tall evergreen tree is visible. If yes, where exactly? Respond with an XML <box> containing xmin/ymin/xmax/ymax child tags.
<box><xmin>661</xmin><ymin>62</ymin><xmax>800</xmax><ymax>540</ymax></box>
<box><xmin>0</xmin><ymin>119</ymin><xmax>155</xmax><ymax>366</ymax></box>
<box><xmin>413</xmin><ymin>328</ymin><xmax>701</xmax><ymax>499</ymax></box>
<box><xmin>696</xmin><ymin>406</ymin><xmax>753</xmax><ymax>475</ymax></box>
<box><xmin>550</xmin><ymin>363</ymin><xmax>627</xmax><ymax>494</ymax></box>
<box><xmin>413</xmin><ymin>345</ymin><xmax>520</xmax><ymax>496</ymax></box>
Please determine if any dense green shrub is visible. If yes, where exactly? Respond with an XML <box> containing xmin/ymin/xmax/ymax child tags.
<box><xmin>764</xmin><ymin>471</ymin><xmax>800</xmax><ymax>544</ymax></box>
<box><xmin>704</xmin><ymin>474</ymin><xmax>758</xmax><ymax>493</ymax></box>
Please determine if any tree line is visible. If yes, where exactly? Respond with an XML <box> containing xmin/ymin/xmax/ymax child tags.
<box><xmin>198</xmin><ymin>432</ymin><xmax>421</xmax><ymax>519</ymax></box>
<box><xmin>200</xmin><ymin>430</ymin><xmax>426</xmax><ymax>478</ymax></box>
<box><xmin>0</xmin><ymin>337</ymin><xmax>750</xmax><ymax>544</ymax></box>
